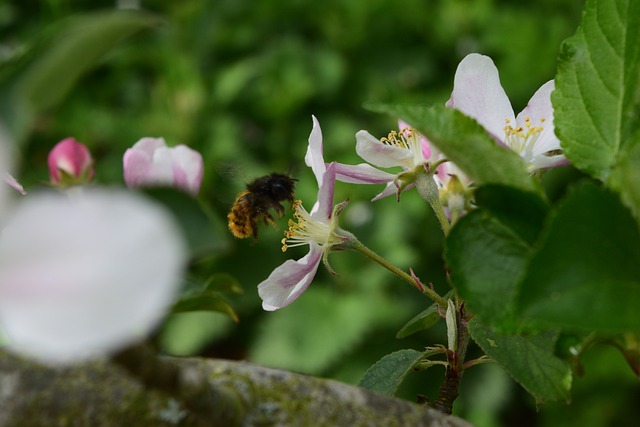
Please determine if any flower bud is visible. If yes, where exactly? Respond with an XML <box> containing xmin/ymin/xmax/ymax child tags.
<box><xmin>123</xmin><ymin>137</ymin><xmax>203</xmax><ymax>196</ymax></box>
<box><xmin>48</xmin><ymin>138</ymin><xmax>94</xmax><ymax>186</ymax></box>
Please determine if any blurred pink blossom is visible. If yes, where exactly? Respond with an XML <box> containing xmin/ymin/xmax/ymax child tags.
<box><xmin>48</xmin><ymin>137</ymin><xmax>94</xmax><ymax>185</ymax></box>
<box><xmin>123</xmin><ymin>137</ymin><xmax>203</xmax><ymax>196</ymax></box>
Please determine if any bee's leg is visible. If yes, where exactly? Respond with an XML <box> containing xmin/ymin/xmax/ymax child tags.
<box><xmin>263</xmin><ymin>213</ymin><xmax>280</xmax><ymax>231</ymax></box>
<box><xmin>273</xmin><ymin>203</ymin><xmax>285</xmax><ymax>218</ymax></box>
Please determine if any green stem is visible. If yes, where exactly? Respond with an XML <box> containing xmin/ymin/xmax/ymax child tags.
<box><xmin>414</xmin><ymin>171</ymin><xmax>451</xmax><ymax>236</ymax></box>
<box><xmin>351</xmin><ymin>238</ymin><xmax>447</xmax><ymax>306</ymax></box>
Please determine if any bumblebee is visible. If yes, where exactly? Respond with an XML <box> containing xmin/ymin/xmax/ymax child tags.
<box><xmin>228</xmin><ymin>173</ymin><xmax>296</xmax><ymax>239</ymax></box>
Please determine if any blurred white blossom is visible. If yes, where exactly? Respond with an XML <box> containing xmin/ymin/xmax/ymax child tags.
<box><xmin>0</xmin><ymin>189</ymin><xmax>186</xmax><ymax>365</ymax></box>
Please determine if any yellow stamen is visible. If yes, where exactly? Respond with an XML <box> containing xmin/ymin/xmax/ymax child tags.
<box><xmin>281</xmin><ymin>200</ymin><xmax>331</xmax><ymax>252</ymax></box>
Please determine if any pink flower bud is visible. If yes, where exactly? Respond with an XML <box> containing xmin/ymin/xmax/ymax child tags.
<box><xmin>47</xmin><ymin>138</ymin><xmax>94</xmax><ymax>185</ymax></box>
<box><xmin>123</xmin><ymin>137</ymin><xmax>203</xmax><ymax>196</ymax></box>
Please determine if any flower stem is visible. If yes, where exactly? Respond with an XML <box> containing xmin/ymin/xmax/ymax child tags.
<box><xmin>351</xmin><ymin>238</ymin><xmax>447</xmax><ymax>306</ymax></box>
<box><xmin>414</xmin><ymin>171</ymin><xmax>451</xmax><ymax>236</ymax></box>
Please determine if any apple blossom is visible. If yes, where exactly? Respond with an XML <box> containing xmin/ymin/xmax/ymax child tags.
<box><xmin>258</xmin><ymin>117</ymin><xmax>353</xmax><ymax>311</ymax></box>
<box><xmin>48</xmin><ymin>137</ymin><xmax>95</xmax><ymax>186</ymax></box>
<box><xmin>0</xmin><ymin>189</ymin><xmax>186</xmax><ymax>365</ymax></box>
<box><xmin>123</xmin><ymin>137</ymin><xmax>204</xmax><ymax>196</ymax></box>
<box><xmin>446</xmin><ymin>53</ymin><xmax>567</xmax><ymax>171</ymax></box>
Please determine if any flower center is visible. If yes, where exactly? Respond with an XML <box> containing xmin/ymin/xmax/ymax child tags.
<box><xmin>381</xmin><ymin>128</ymin><xmax>425</xmax><ymax>164</ymax></box>
<box><xmin>503</xmin><ymin>116</ymin><xmax>544</xmax><ymax>160</ymax></box>
<box><xmin>281</xmin><ymin>200</ymin><xmax>332</xmax><ymax>252</ymax></box>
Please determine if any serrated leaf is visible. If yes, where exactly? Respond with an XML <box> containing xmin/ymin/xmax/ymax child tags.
<box><xmin>469</xmin><ymin>319</ymin><xmax>572</xmax><ymax>403</ymax></box>
<box><xmin>609</xmin><ymin>131</ymin><xmax>640</xmax><ymax>218</ymax></box>
<box><xmin>171</xmin><ymin>292</ymin><xmax>239</xmax><ymax>323</ymax></box>
<box><xmin>517</xmin><ymin>182</ymin><xmax>640</xmax><ymax>331</ymax></box>
<box><xmin>358</xmin><ymin>349</ymin><xmax>424</xmax><ymax>396</ymax></box>
<box><xmin>396</xmin><ymin>290</ymin><xmax>453</xmax><ymax>338</ymax></box>
<box><xmin>366</xmin><ymin>103</ymin><xmax>538</xmax><ymax>193</ymax></box>
<box><xmin>553</xmin><ymin>0</ymin><xmax>640</xmax><ymax>183</ymax></box>
<box><xmin>445</xmin><ymin>210</ymin><xmax>530</xmax><ymax>327</ymax></box>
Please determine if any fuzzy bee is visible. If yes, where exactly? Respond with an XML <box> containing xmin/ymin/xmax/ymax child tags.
<box><xmin>227</xmin><ymin>173</ymin><xmax>296</xmax><ymax>239</ymax></box>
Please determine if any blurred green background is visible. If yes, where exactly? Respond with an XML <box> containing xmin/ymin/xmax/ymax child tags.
<box><xmin>3</xmin><ymin>0</ymin><xmax>639</xmax><ymax>426</ymax></box>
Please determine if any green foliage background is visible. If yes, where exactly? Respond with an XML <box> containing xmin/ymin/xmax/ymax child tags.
<box><xmin>2</xmin><ymin>0</ymin><xmax>639</xmax><ymax>425</ymax></box>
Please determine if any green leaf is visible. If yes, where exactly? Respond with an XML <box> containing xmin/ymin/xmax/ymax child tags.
<box><xmin>204</xmin><ymin>273</ymin><xmax>244</xmax><ymax>295</ymax></box>
<box><xmin>518</xmin><ymin>182</ymin><xmax>640</xmax><ymax>331</ymax></box>
<box><xmin>553</xmin><ymin>0</ymin><xmax>640</xmax><ymax>182</ymax></box>
<box><xmin>171</xmin><ymin>292</ymin><xmax>239</xmax><ymax>323</ymax></box>
<box><xmin>609</xmin><ymin>131</ymin><xmax>640</xmax><ymax>218</ymax></box>
<box><xmin>474</xmin><ymin>185</ymin><xmax>550</xmax><ymax>246</ymax></box>
<box><xmin>17</xmin><ymin>11</ymin><xmax>160</xmax><ymax>114</ymax></box>
<box><xmin>366</xmin><ymin>103</ymin><xmax>538</xmax><ymax>193</ymax></box>
<box><xmin>396</xmin><ymin>291</ymin><xmax>453</xmax><ymax>338</ymax></box>
<box><xmin>143</xmin><ymin>187</ymin><xmax>229</xmax><ymax>259</ymax></box>
<box><xmin>469</xmin><ymin>319</ymin><xmax>572</xmax><ymax>403</ymax></box>
<box><xmin>445</xmin><ymin>210</ymin><xmax>530</xmax><ymax>326</ymax></box>
<box><xmin>358</xmin><ymin>349</ymin><xmax>424</xmax><ymax>396</ymax></box>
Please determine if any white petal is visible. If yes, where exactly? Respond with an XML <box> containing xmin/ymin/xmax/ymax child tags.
<box><xmin>334</xmin><ymin>162</ymin><xmax>395</xmax><ymax>184</ymax></box>
<box><xmin>310</xmin><ymin>162</ymin><xmax>336</xmax><ymax>221</ymax></box>
<box><xmin>355</xmin><ymin>130</ymin><xmax>414</xmax><ymax>169</ymax></box>
<box><xmin>131</xmin><ymin>137</ymin><xmax>167</xmax><ymax>155</ymax></box>
<box><xmin>446</xmin><ymin>53</ymin><xmax>515</xmax><ymax>141</ymax></box>
<box><xmin>169</xmin><ymin>145</ymin><xmax>204</xmax><ymax>195</ymax></box>
<box><xmin>0</xmin><ymin>189</ymin><xmax>186</xmax><ymax>365</ymax></box>
<box><xmin>530</xmin><ymin>154</ymin><xmax>569</xmax><ymax>170</ymax></box>
<box><xmin>258</xmin><ymin>243</ymin><xmax>323</xmax><ymax>311</ymax></box>
<box><xmin>304</xmin><ymin>116</ymin><xmax>326</xmax><ymax>188</ymax></box>
<box><xmin>371</xmin><ymin>182</ymin><xmax>400</xmax><ymax>201</ymax></box>
<box><xmin>516</xmin><ymin>80</ymin><xmax>560</xmax><ymax>156</ymax></box>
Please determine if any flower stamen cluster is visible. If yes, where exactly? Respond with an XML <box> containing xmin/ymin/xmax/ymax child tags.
<box><xmin>281</xmin><ymin>200</ymin><xmax>332</xmax><ymax>252</ymax></box>
<box><xmin>381</xmin><ymin>128</ymin><xmax>426</xmax><ymax>165</ymax></box>
<box><xmin>503</xmin><ymin>116</ymin><xmax>545</xmax><ymax>161</ymax></box>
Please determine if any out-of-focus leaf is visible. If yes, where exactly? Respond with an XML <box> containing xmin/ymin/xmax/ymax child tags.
<box><xmin>10</xmin><ymin>10</ymin><xmax>160</xmax><ymax>141</ymax></box>
<box><xmin>18</xmin><ymin>11</ymin><xmax>160</xmax><ymax>114</ymax></box>
<box><xmin>358</xmin><ymin>349</ymin><xmax>424</xmax><ymax>396</ymax></box>
<box><xmin>469</xmin><ymin>319</ymin><xmax>572</xmax><ymax>404</ymax></box>
<box><xmin>204</xmin><ymin>273</ymin><xmax>244</xmax><ymax>295</ymax></box>
<box><xmin>171</xmin><ymin>292</ymin><xmax>238</xmax><ymax>323</ymax></box>
<box><xmin>143</xmin><ymin>187</ymin><xmax>229</xmax><ymax>259</ymax></box>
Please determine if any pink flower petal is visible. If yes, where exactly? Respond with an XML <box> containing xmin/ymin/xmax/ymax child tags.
<box><xmin>4</xmin><ymin>173</ymin><xmax>26</xmax><ymax>195</ymax></box>
<box><xmin>334</xmin><ymin>162</ymin><xmax>395</xmax><ymax>184</ymax></box>
<box><xmin>123</xmin><ymin>138</ymin><xmax>203</xmax><ymax>196</ymax></box>
<box><xmin>355</xmin><ymin>130</ymin><xmax>414</xmax><ymax>169</ymax></box>
<box><xmin>446</xmin><ymin>53</ymin><xmax>515</xmax><ymax>141</ymax></box>
<box><xmin>47</xmin><ymin>138</ymin><xmax>94</xmax><ymax>183</ymax></box>
<box><xmin>258</xmin><ymin>243</ymin><xmax>323</xmax><ymax>311</ymax></box>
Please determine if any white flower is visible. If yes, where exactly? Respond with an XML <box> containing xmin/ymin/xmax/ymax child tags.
<box><xmin>258</xmin><ymin>117</ymin><xmax>350</xmax><ymax>311</ymax></box>
<box><xmin>446</xmin><ymin>53</ymin><xmax>567</xmax><ymax>171</ymax></box>
<box><xmin>0</xmin><ymin>189</ymin><xmax>186</xmax><ymax>365</ymax></box>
